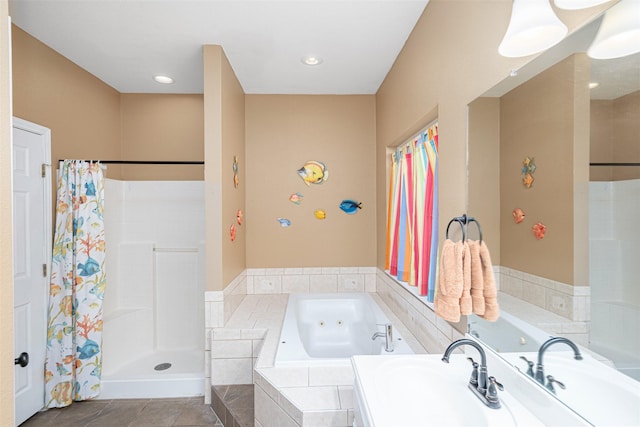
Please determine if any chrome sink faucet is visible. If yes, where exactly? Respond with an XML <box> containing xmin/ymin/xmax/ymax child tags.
<box><xmin>535</xmin><ymin>337</ymin><xmax>583</xmax><ymax>386</ymax></box>
<box><xmin>442</xmin><ymin>339</ymin><xmax>503</xmax><ymax>409</ymax></box>
<box><xmin>371</xmin><ymin>323</ymin><xmax>394</xmax><ymax>352</ymax></box>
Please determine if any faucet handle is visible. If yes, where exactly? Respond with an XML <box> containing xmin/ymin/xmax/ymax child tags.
<box><xmin>486</xmin><ymin>376</ymin><xmax>503</xmax><ymax>407</ymax></box>
<box><xmin>519</xmin><ymin>356</ymin><xmax>535</xmax><ymax>377</ymax></box>
<box><xmin>467</xmin><ymin>357</ymin><xmax>479</xmax><ymax>386</ymax></box>
<box><xmin>546</xmin><ymin>375</ymin><xmax>565</xmax><ymax>394</ymax></box>
<box><xmin>488</xmin><ymin>376</ymin><xmax>504</xmax><ymax>391</ymax></box>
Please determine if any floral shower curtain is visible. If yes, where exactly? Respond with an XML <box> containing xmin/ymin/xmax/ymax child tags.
<box><xmin>45</xmin><ymin>160</ymin><xmax>106</xmax><ymax>408</ymax></box>
<box><xmin>385</xmin><ymin>123</ymin><xmax>439</xmax><ymax>300</ymax></box>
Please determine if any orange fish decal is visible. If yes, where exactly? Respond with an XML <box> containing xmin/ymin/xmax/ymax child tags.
<box><xmin>512</xmin><ymin>208</ymin><xmax>525</xmax><ymax>224</ymax></box>
<box><xmin>532</xmin><ymin>222</ymin><xmax>547</xmax><ymax>240</ymax></box>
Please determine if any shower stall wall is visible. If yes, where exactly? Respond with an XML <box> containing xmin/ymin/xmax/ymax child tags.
<box><xmin>100</xmin><ymin>179</ymin><xmax>205</xmax><ymax>399</ymax></box>
<box><xmin>589</xmin><ymin>178</ymin><xmax>640</xmax><ymax>381</ymax></box>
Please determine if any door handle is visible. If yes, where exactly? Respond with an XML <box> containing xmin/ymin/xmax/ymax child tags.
<box><xmin>14</xmin><ymin>352</ymin><xmax>29</xmax><ymax>367</ymax></box>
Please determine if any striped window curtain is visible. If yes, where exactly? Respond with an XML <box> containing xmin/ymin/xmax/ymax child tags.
<box><xmin>385</xmin><ymin>122</ymin><xmax>439</xmax><ymax>300</ymax></box>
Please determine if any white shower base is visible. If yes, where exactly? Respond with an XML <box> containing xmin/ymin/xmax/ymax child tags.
<box><xmin>98</xmin><ymin>349</ymin><xmax>204</xmax><ymax>399</ymax></box>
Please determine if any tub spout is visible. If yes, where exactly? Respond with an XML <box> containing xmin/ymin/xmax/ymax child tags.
<box><xmin>372</xmin><ymin>324</ymin><xmax>394</xmax><ymax>352</ymax></box>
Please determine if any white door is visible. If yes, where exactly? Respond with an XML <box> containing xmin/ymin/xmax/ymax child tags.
<box><xmin>12</xmin><ymin>118</ymin><xmax>51</xmax><ymax>426</ymax></box>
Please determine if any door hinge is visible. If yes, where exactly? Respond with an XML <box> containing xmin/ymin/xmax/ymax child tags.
<box><xmin>41</xmin><ymin>163</ymin><xmax>47</xmax><ymax>178</ymax></box>
<box><xmin>42</xmin><ymin>263</ymin><xmax>47</xmax><ymax>277</ymax></box>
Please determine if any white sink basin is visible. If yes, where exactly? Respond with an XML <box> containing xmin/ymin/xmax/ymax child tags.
<box><xmin>353</xmin><ymin>354</ymin><xmax>543</xmax><ymax>427</ymax></box>
<box><xmin>508</xmin><ymin>352</ymin><xmax>640</xmax><ymax>426</ymax></box>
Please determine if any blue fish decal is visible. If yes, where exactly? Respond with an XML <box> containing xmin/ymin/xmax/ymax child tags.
<box><xmin>77</xmin><ymin>339</ymin><xmax>100</xmax><ymax>360</ymax></box>
<box><xmin>78</xmin><ymin>257</ymin><xmax>100</xmax><ymax>277</ymax></box>
<box><xmin>339</xmin><ymin>199</ymin><xmax>362</xmax><ymax>215</ymax></box>
<box><xmin>277</xmin><ymin>218</ymin><xmax>291</xmax><ymax>228</ymax></box>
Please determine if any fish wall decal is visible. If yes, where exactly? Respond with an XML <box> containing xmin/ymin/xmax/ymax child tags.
<box><xmin>339</xmin><ymin>199</ymin><xmax>362</xmax><ymax>214</ymax></box>
<box><xmin>289</xmin><ymin>192</ymin><xmax>304</xmax><ymax>204</ymax></box>
<box><xmin>297</xmin><ymin>161</ymin><xmax>328</xmax><ymax>186</ymax></box>
<box><xmin>277</xmin><ymin>218</ymin><xmax>292</xmax><ymax>227</ymax></box>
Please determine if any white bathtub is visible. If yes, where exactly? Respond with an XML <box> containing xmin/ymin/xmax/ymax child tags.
<box><xmin>467</xmin><ymin>311</ymin><xmax>553</xmax><ymax>353</ymax></box>
<box><xmin>275</xmin><ymin>293</ymin><xmax>413</xmax><ymax>367</ymax></box>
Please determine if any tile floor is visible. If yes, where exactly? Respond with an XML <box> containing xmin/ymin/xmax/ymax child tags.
<box><xmin>19</xmin><ymin>397</ymin><xmax>223</xmax><ymax>427</ymax></box>
<box><xmin>211</xmin><ymin>385</ymin><xmax>254</xmax><ymax>427</ymax></box>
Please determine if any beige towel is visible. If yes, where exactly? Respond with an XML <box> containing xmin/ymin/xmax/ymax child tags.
<box><xmin>468</xmin><ymin>240</ymin><xmax>485</xmax><ymax>315</ymax></box>
<box><xmin>459</xmin><ymin>241</ymin><xmax>472</xmax><ymax>315</ymax></box>
<box><xmin>434</xmin><ymin>239</ymin><xmax>465</xmax><ymax>323</ymax></box>
<box><xmin>478</xmin><ymin>241</ymin><xmax>500</xmax><ymax>321</ymax></box>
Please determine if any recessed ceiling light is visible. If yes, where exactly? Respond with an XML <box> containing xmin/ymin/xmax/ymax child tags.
<box><xmin>302</xmin><ymin>56</ymin><xmax>323</xmax><ymax>66</ymax></box>
<box><xmin>589</xmin><ymin>82</ymin><xmax>600</xmax><ymax>89</ymax></box>
<box><xmin>153</xmin><ymin>75</ymin><xmax>174</xmax><ymax>84</ymax></box>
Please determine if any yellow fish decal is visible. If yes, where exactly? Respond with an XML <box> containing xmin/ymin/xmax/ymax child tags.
<box><xmin>297</xmin><ymin>161</ymin><xmax>328</xmax><ymax>186</ymax></box>
<box><xmin>314</xmin><ymin>209</ymin><xmax>326</xmax><ymax>220</ymax></box>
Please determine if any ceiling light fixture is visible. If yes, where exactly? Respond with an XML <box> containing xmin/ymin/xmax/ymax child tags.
<box><xmin>153</xmin><ymin>75</ymin><xmax>174</xmax><ymax>84</ymax></box>
<box><xmin>589</xmin><ymin>82</ymin><xmax>600</xmax><ymax>89</ymax></box>
<box><xmin>554</xmin><ymin>0</ymin><xmax>611</xmax><ymax>10</ymax></box>
<box><xmin>302</xmin><ymin>56</ymin><xmax>323</xmax><ymax>66</ymax></box>
<box><xmin>587</xmin><ymin>0</ymin><xmax>640</xmax><ymax>59</ymax></box>
<box><xmin>499</xmin><ymin>0</ymin><xmax>568</xmax><ymax>57</ymax></box>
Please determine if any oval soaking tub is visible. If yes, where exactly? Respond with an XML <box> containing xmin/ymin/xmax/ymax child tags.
<box><xmin>275</xmin><ymin>293</ymin><xmax>413</xmax><ymax>366</ymax></box>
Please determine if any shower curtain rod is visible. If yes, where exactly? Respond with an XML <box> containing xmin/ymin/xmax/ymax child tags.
<box><xmin>590</xmin><ymin>162</ymin><xmax>640</xmax><ymax>166</ymax></box>
<box><xmin>59</xmin><ymin>159</ymin><xmax>204</xmax><ymax>165</ymax></box>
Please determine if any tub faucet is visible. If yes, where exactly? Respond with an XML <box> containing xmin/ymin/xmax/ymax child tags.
<box><xmin>442</xmin><ymin>339</ymin><xmax>503</xmax><ymax>409</ymax></box>
<box><xmin>371</xmin><ymin>324</ymin><xmax>394</xmax><ymax>352</ymax></box>
<box><xmin>535</xmin><ymin>337</ymin><xmax>583</xmax><ymax>386</ymax></box>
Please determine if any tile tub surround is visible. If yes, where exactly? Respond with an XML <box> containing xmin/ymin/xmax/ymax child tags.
<box><xmin>375</xmin><ymin>270</ymin><xmax>466</xmax><ymax>354</ymax></box>
<box><xmin>497</xmin><ymin>291</ymin><xmax>591</xmax><ymax>347</ymax></box>
<box><xmin>251</xmin><ymin>293</ymin><xmax>427</xmax><ymax>427</ymax></box>
<box><xmin>208</xmin><ymin>267</ymin><xmax>467</xmax><ymax>426</ymax></box>
<box><xmin>205</xmin><ymin>271</ymin><xmax>249</xmax><ymax>403</ymax></box>
<box><xmin>497</xmin><ymin>266</ymin><xmax>590</xmax><ymax>322</ymax></box>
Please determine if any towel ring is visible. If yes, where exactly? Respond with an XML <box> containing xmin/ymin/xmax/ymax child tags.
<box><xmin>466</xmin><ymin>217</ymin><xmax>483</xmax><ymax>244</ymax></box>
<box><xmin>446</xmin><ymin>217</ymin><xmax>466</xmax><ymax>242</ymax></box>
<box><xmin>445</xmin><ymin>214</ymin><xmax>483</xmax><ymax>244</ymax></box>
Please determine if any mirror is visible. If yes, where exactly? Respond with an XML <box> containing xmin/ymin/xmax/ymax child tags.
<box><xmin>466</xmin><ymin>11</ymin><xmax>640</xmax><ymax>426</ymax></box>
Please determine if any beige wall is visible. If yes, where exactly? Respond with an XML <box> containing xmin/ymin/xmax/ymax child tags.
<box><xmin>590</xmin><ymin>91</ymin><xmax>640</xmax><ymax>181</ymax></box>
<box><xmin>203</xmin><ymin>45</ymin><xmax>246</xmax><ymax>291</ymax></box>
<box><xmin>220</xmin><ymin>50</ymin><xmax>246</xmax><ymax>286</ymax></box>
<box><xmin>245</xmin><ymin>95</ymin><xmax>376</xmax><ymax>267</ymax></box>
<box><xmin>375</xmin><ymin>0</ymin><xmax>524</xmax><ymax>268</ymax></box>
<box><xmin>590</xmin><ymin>98</ymin><xmax>614</xmax><ymax>181</ymax></box>
<box><xmin>1</xmin><ymin>2</ymin><xmax>15</xmax><ymax>425</ymax></box>
<box><xmin>468</xmin><ymin>97</ymin><xmax>501</xmax><ymax>263</ymax></box>
<box><xmin>500</xmin><ymin>54</ymin><xmax>590</xmax><ymax>286</ymax></box>
<box><xmin>612</xmin><ymin>91</ymin><xmax>640</xmax><ymax>180</ymax></box>
<box><xmin>120</xmin><ymin>94</ymin><xmax>204</xmax><ymax>180</ymax></box>
<box><xmin>12</xmin><ymin>25</ymin><xmax>122</xmax><ymax>178</ymax></box>
<box><xmin>375</xmin><ymin>0</ymin><xmax>606</xmax><ymax>275</ymax></box>
<box><xmin>13</xmin><ymin>26</ymin><xmax>206</xmax><ymax>183</ymax></box>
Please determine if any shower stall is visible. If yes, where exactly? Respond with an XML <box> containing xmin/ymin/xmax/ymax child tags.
<box><xmin>589</xmin><ymin>178</ymin><xmax>640</xmax><ymax>381</ymax></box>
<box><xmin>100</xmin><ymin>178</ymin><xmax>205</xmax><ymax>399</ymax></box>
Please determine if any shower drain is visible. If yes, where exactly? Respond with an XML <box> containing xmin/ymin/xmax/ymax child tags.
<box><xmin>154</xmin><ymin>363</ymin><xmax>172</xmax><ymax>371</ymax></box>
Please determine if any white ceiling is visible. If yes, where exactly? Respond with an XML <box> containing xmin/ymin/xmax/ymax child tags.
<box><xmin>9</xmin><ymin>0</ymin><xmax>430</xmax><ymax>95</ymax></box>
